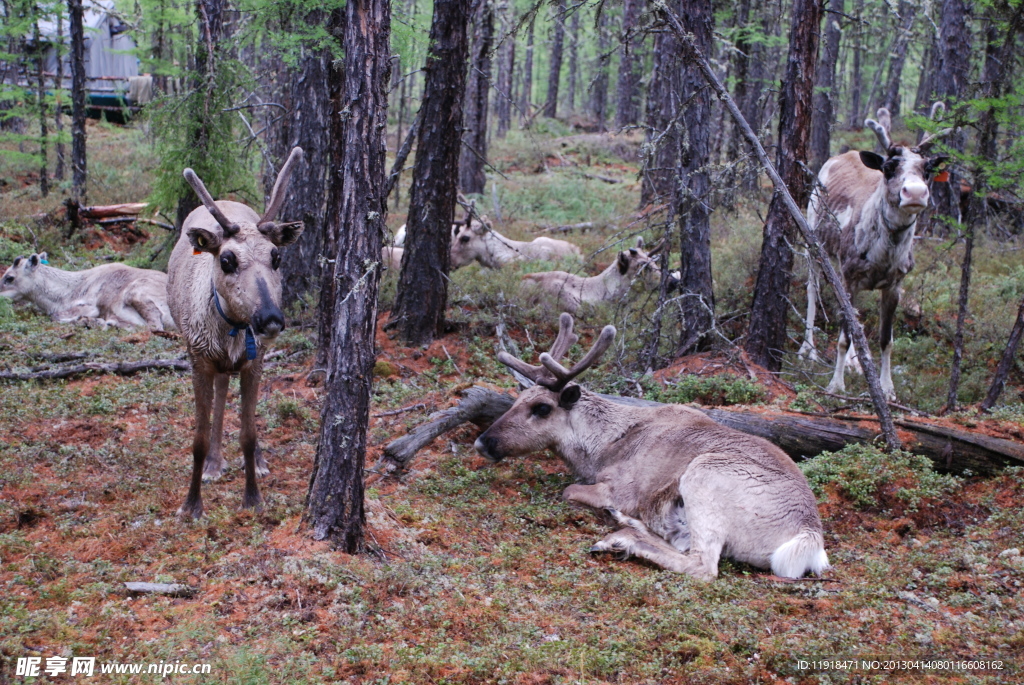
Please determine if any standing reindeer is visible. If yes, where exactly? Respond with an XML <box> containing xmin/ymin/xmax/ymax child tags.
<box><xmin>475</xmin><ymin>314</ymin><xmax>829</xmax><ymax>580</ymax></box>
<box><xmin>168</xmin><ymin>148</ymin><xmax>304</xmax><ymax>519</ymax></box>
<box><xmin>799</xmin><ymin>106</ymin><xmax>950</xmax><ymax>399</ymax></box>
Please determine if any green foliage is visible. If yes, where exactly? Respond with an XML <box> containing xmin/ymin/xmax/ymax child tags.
<box><xmin>801</xmin><ymin>444</ymin><xmax>960</xmax><ymax>512</ymax></box>
<box><xmin>645</xmin><ymin>373</ymin><xmax>766</xmax><ymax>407</ymax></box>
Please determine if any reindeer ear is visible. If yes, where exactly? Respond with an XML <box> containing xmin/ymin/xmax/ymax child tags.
<box><xmin>259</xmin><ymin>221</ymin><xmax>304</xmax><ymax>247</ymax></box>
<box><xmin>617</xmin><ymin>251</ymin><xmax>630</xmax><ymax>275</ymax></box>
<box><xmin>860</xmin><ymin>151</ymin><xmax>885</xmax><ymax>171</ymax></box>
<box><xmin>12</xmin><ymin>256</ymin><xmax>23</xmax><ymax>268</ymax></box>
<box><xmin>187</xmin><ymin>226</ymin><xmax>223</xmax><ymax>254</ymax></box>
<box><xmin>37</xmin><ymin>252</ymin><xmax>48</xmax><ymax>264</ymax></box>
<box><xmin>471</xmin><ymin>220</ymin><xmax>487</xmax><ymax>235</ymax></box>
<box><xmin>635</xmin><ymin>236</ymin><xmax>645</xmax><ymax>249</ymax></box>
<box><xmin>558</xmin><ymin>385</ymin><xmax>581</xmax><ymax>410</ymax></box>
<box><xmin>28</xmin><ymin>254</ymin><xmax>40</xmax><ymax>269</ymax></box>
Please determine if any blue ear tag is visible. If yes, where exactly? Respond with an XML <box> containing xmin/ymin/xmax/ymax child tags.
<box><xmin>39</xmin><ymin>259</ymin><xmax>48</xmax><ymax>264</ymax></box>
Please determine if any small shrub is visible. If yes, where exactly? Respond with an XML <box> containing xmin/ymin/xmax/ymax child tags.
<box><xmin>650</xmin><ymin>373</ymin><xmax>766</xmax><ymax>406</ymax></box>
<box><xmin>800</xmin><ymin>444</ymin><xmax>960</xmax><ymax>512</ymax></box>
<box><xmin>274</xmin><ymin>395</ymin><xmax>308</xmax><ymax>424</ymax></box>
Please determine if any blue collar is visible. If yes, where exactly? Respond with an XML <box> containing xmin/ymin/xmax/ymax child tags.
<box><xmin>212</xmin><ymin>287</ymin><xmax>258</xmax><ymax>360</ymax></box>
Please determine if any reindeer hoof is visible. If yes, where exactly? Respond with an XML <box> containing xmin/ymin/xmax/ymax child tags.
<box><xmin>202</xmin><ymin>462</ymin><xmax>226</xmax><ymax>482</ymax></box>
<box><xmin>242</xmin><ymin>492</ymin><xmax>264</xmax><ymax>512</ymax></box>
<box><xmin>255</xmin><ymin>463</ymin><xmax>270</xmax><ymax>478</ymax></box>
<box><xmin>177</xmin><ymin>501</ymin><xmax>204</xmax><ymax>520</ymax></box>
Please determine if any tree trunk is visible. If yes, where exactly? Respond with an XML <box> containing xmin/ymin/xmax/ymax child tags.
<box><xmin>54</xmin><ymin>8</ymin><xmax>65</xmax><ymax>181</ymax></box>
<box><xmin>518</xmin><ymin>16</ymin><xmax>534</xmax><ymax>124</ymax></box>
<box><xmin>567</xmin><ymin>9</ymin><xmax>579</xmax><ymax>113</ymax></box>
<box><xmin>390</xmin><ymin>0</ymin><xmax>472</xmax><ymax>345</ymax></box>
<box><xmin>175</xmin><ymin>0</ymin><xmax>226</xmax><ymax>229</ymax></box>
<box><xmin>494</xmin><ymin>2</ymin><xmax>513</xmax><ymax>138</ymax></box>
<box><xmin>306</xmin><ymin>0</ymin><xmax>391</xmax><ymax>550</ymax></box>
<box><xmin>640</xmin><ymin>18</ymin><xmax>681</xmax><ymax>205</ymax></box>
<box><xmin>913</xmin><ymin>33</ymin><xmax>937</xmax><ymax>115</ymax></box>
<box><xmin>983</xmin><ymin>296</ymin><xmax>1024</xmax><ymax>411</ymax></box>
<box><xmin>459</xmin><ymin>0</ymin><xmax>494</xmax><ymax>194</ymax></box>
<box><xmin>809</xmin><ymin>0</ymin><xmax>843</xmax><ymax>174</ymax></box>
<box><xmin>589</xmin><ymin>8</ymin><xmax>610</xmax><ymax>132</ymax></box>
<box><xmin>745</xmin><ymin>0</ymin><xmax>822</xmax><ymax>372</ymax></box>
<box><xmin>68</xmin><ymin>0</ymin><xmax>87</xmax><ymax>207</ymax></box>
<box><xmin>675</xmin><ymin>0</ymin><xmax>714</xmax><ymax>355</ymax></box>
<box><xmin>881</xmin><ymin>1</ymin><xmax>916</xmax><ymax>119</ymax></box>
<box><xmin>614</xmin><ymin>0</ymin><xmax>641</xmax><ymax>128</ymax></box>
<box><xmin>34</xmin><ymin>19</ymin><xmax>49</xmax><ymax>198</ymax></box>
<box><xmin>931</xmin><ymin>0</ymin><xmax>971</xmax><ymax>223</ymax></box>
<box><xmin>542</xmin><ymin>0</ymin><xmax>565</xmax><ymax>119</ymax></box>
<box><xmin>264</xmin><ymin>11</ymin><xmax>332</xmax><ymax>312</ymax></box>
<box><xmin>846</xmin><ymin>0</ymin><xmax>864</xmax><ymax>128</ymax></box>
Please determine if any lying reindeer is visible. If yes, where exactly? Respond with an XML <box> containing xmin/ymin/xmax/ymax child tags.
<box><xmin>450</xmin><ymin>217</ymin><xmax>582</xmax><ymax>269</ymax></box>
<box><xmin>521</xmin><ymin>237</ymin><xmax>675</xmax><ymax>314</ymax></box>
<box><xmin>799</xmin><ymin>105</ymin><xmax>950</xmax><ymax>400</ymax></box>
<box><xmin>1</xmin><ymin>253</ymin><xmax>175</xmax><ymax>330</ymax></box>
<box><xmin>475</xmin><ymin>313</ymin><xmax>830</xmax><ymax>580</ymax></box>
<box><xmin>168</xmin><ymin>148</ymin><xmax>304</xmax><ymax>519</ymax></box>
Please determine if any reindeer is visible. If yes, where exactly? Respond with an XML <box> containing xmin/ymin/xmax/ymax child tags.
<box><xmin>475</xmin><ymin>314</ymin><xmax>829</xmax><ymax>580</ymax></box>
<box><xmin>450</xmin><ymin>217</ymin><xmax>582</xmax><ymax>269</ymax></box>
<box><xmin>1</xmin><ymin>253</ymin><xmax>175</xmax><ymax>330</ymax></box>
<box><xmin>521</xmin><ymin>237</ymin><xmax>675</xmax><ymax>314</ymax></box>
<box><xmin>799</xmin><ymin>106</ymin><xmax>950</xmax><ymax>399</ymax></box>
<box><xmin>168</xmin><ymin>148</ymin><xmax>304</xmax><ymax>519</ymax></box>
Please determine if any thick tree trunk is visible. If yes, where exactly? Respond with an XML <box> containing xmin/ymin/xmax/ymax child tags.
<box><xmin>459</xmin><ymin>0</ymin><xmax>494</xmax><ymax>194</ymax></box>
<box><xmin>518</xmin><ymin>16</ymin><xmax>534</xmax><ymax>124</ymax></box>
<box><xmin>614</xmin><ymin>0</ymin><xmax>641</xmax><ymax>128</ymax></box>
<box><xmin>881</xmin><ymin>1</ymin><xmax>916</xmax><ymax>118</ymax></box>
<box><xmin>567</xmin><ymin>9</ymin><xmax>579</xmax><ymax>113</ymax></box>
<box><xmin>175</xmin><ymin>0</ymin><xmax>226</xmax><ymax>229</ymax></box>
<box><xmin>589</xmin><ymin>9</ymin><xmax>610</xmax><ymax>132</ymax></box>
<box><xmin>745</xmin><ymin>0</ymin><xmax>822</xmax><ymax>372</ymax></box>
<box><xmin>913</xmin><ymin>34</ymin><xmax>937</xmax><ymax>115</ymax></box>
<box><xmin>264</xmin><ymin>11</ymin><xmax>332</xmax><ymax>312</ymax></box>
<box><xmin>494</xmin><ymin>3</ymin><xmax>513</xmax><ymax>138</ymax></box>
<box><xmin>34</xmin><ymin>20</ymin><xmax>49</xmax><ymax>198</ymax></box>
<box><xmin>306</xmin><ymin>0</ymin><xmax>391</xmax><ymax>550</ymax></box>
<box><xmin>390</xmin><ymin>0</ymin><xmax>472</xmax><ymax>345</ymax></box>
<box><xmin>675</xmin><ymin>0</ymin><xmax>714</xmax><ymax>355</ymax></box>
<box><xmin>846</xmin><ymin>0</ymin><xmax>864</xmax><ymax>128</ymax></box>
<box><xmin>68</xmin><ymin>0</ymin><xmax>87</xmax><ymax>208</ymax></box>
<box><xmin>931</xmin><ymin>0</ymin><xmax>971</xmax><ymax>223</ymax></box>
<box><xmin>542</xmin><ymin>1</ymin><xmax>565</xmax><ymax>119</ymax></box>
<box><xmin>640</xmin><ymin>19</ymin><xmax>681</xmax><ymax>205</ymax></box>
<box><xmin>809</xmin><ymin>0</ymin><xmax>843</xmax><ymax>174</ymax></box>
<box><xmin>54</xmin><ymin>9</ymin><xmax>65</xmax><ymax>181</ymax></box>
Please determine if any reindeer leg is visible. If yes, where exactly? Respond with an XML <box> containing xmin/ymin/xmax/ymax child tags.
<box><xmin>826</xmin><ymin>329</ymin><xmax>849</xmax><ymax>394</ymax></box>
<box><xmin>238</xmin><ymin>364</ymin><xmax>264</xmax><ymax>512</ymax></box>
<box><xmin>562</xmin><ymin>482</ymin><xmax>614</xmax><ymax>510</ymax></box>
<box><xmin>590</xmin><ymin>520</ymin><xmax>717</xmax><ymax>581</ymax></box>
<box><xmin>798</xmin><ymin>259</ymin><xmax>821</xmax><ymax>362</ymax></box>
<box><xmin>879</xmin><ymin>288</ymin><xmax>900</xmax><ymax>401</ymax></box>
<box><xmin>179</xmin><ymin>361</ymin><xmax>215</xmax><ymax>519</ymax></box>
<box><xmin>202</xmin><ymin>373</ymin><xmax>229</xmax><ymax>481</ymax></box>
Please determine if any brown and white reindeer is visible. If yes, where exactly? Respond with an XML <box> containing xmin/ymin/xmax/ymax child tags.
<box><xmin>450</xmin><ymin>217</ymin><xmax>583</xmax><ymax>269</ymax></box>
<box><xmin>475</xmin><ymin>314</ymin><xmax>829</xmax><ymax>580</ymax></box>
<box><xmin>1</xmin><ymin>253</ymin><xmax>175</xmax><ymax>330</ymax></box>
<box><xmin>520</xmin><ymin>237</ymin><xmax>675</xmax><ymax>314</ymax></box>
<box><xmin>168</xmin><ymin>148</ymin><xmax>304</xmax><ymax>519</ymax></box>
<box><xmin>798</xmin><ymin>105</ymin><xmax>950</xmax><ymax>399</ymax></box>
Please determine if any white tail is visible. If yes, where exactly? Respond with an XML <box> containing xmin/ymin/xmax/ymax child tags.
<box><xmin>771</xmin><ymin>529</ymin><xmax>830</xmax><ymax>578</ymax></box>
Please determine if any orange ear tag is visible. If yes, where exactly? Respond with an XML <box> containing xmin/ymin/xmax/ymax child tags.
<box><xmin>934</xmin><ymin>171</ymin><xmax>950</xmax><ymax>183</ymax></box>
<box><xmin>193</xmin><ymin>249</ymin><xmax>202</xmax><ymax>255</ymax></box>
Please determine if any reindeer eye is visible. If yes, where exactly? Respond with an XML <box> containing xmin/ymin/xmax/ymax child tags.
<box><xmin>531</xmin><ymin>404</ymin><xmax>552</xmax><ymax>418</ymax></box>
<box><xmin>271</xmin><ymin>248</ymin><xmax>281</xmax><ymax>270</ymax></box>
<box><xmin>460</xmin><ymin>235</ymin><xmax>470</xmax><ymax>244</ymax></box>
<box><xmin>197</xmin><ymin>236</ymin><xmax>207</xmax><ymax>248</ymax></box>
<box><xmin>220</xmin><ymin>251</ymin><xmax>238</xmax><ymax>274</ymax></box>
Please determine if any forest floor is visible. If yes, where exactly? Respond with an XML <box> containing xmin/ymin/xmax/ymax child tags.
<box><xmin>0</xmin><ymin>119</ymin><xmax>1023</xmax><ymax>683</ymax></box>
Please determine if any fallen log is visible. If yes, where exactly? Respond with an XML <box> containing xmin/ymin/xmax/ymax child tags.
<box><xmin>79</xmin><ymin>202</ymin><xmax>148</xmax><ymax>219</ymax></box>
<box><xmin>380</xmin><ymin>386</ymin><xmax>1024</xmax><ymax>476</ymax></box>
<box><xmin>0</xmin><ymin>358</ymin><xmax>189</xmax><ymax>382</ymax></box>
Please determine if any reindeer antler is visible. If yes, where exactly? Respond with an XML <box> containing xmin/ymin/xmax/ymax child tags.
<box><xmin>497</xmin><ymin>313</ymin><xmax>616</xmax><ymax>391</ymax></box>
<box><xmin>183</xmin><ymin>168</ymin><xmax>240</xmax><ymax>236</ymax></box>
<box><xmin>261</xmin><ymin>147</ymin><xmax>304</xmax><ymax>224</ymax></box>
<box><xmin>916</xmin><ymin>102</ymin><xmax>953</xmax><ymax>152</ymax></box>
<box><xmin>865</xmin><ymin>107</ymin><xmax>893</xmax><ymax>152</ymax></box>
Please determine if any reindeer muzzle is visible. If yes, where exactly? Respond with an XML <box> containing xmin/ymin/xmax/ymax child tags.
<box><xmin>474</xmin><ymin>434</ymin><xmax>504</xmax><ymax>463</ymax></box>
